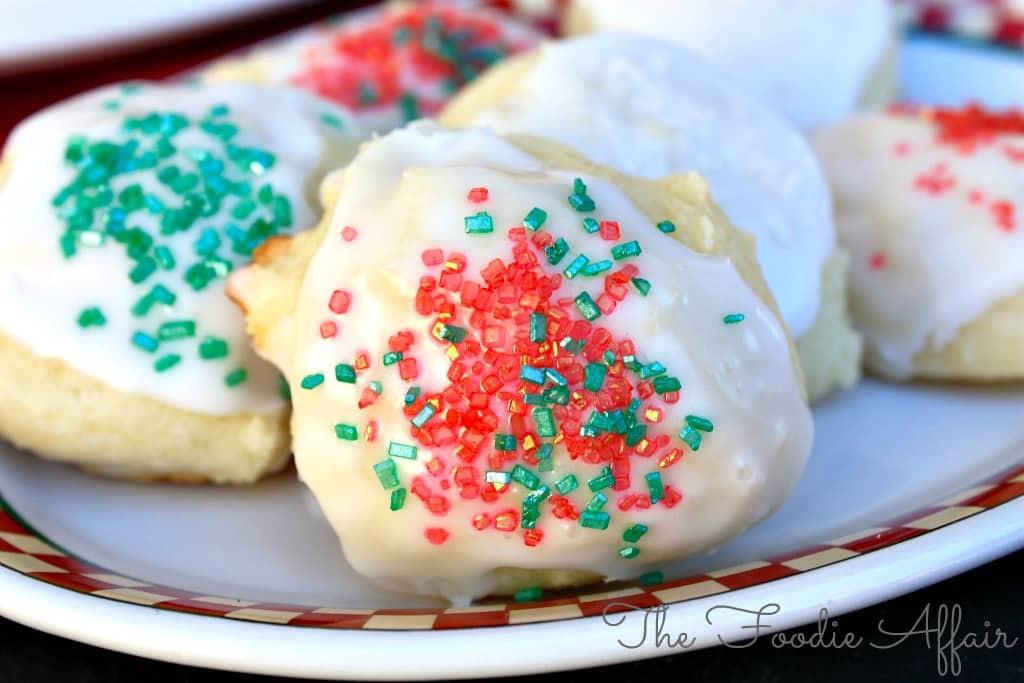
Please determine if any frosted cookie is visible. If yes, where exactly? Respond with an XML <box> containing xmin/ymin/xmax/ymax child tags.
<box><xmin>812</xmin><ymin>104</ymin><xmax>1024</xmax><ymax>381</ymax></box>
<box><xmin>229</xmin><ymin>122</ymin><xmax>813</xmax><ymax>602</ymax></box>
<box><xmin>0</xmin><ymin>81</ymin><xmax>363</xmax><ymax>483</ymax></box>
<box><xmin>563</xmin><ymin>0</ymin><xmax>898</xmax><ymax>130</ymax></box>
<box><xmin>441</xmin><ymin>33</ymin><xmax>862</xmax><ymax>401</ymax></box>
<box><xmin>202</xmin><ymin>1</ymin><xmax>542</xmax><ymax>134</ymax></box>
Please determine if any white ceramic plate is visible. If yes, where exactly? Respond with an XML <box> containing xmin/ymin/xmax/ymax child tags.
<box><xmin>1</xmin><ymin>29</ymin><xmax>1023</xmax><ymax>681</ymax></box>
<box><xmin>0</xmin><ymin>0</ymin><xmax>304</xmax><ymax>72</ymax></box>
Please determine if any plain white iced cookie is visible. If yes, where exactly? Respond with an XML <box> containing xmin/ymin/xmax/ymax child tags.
<box><xmin>813</xmin><ymin>105</ymin><xmax>1024</xmax><ymax>381</ymax></box>
<box><xmin>229</xmin><ymin>122</ymin><xmax>813</xmax><ymax>602</ymax></box>
<box><xmin>441</xmin><ymin>33</ymin><xmax>862</xmax><ymax>401</ymax></box>
<box><xmin>0</xmin><ymin>81</ymin><xmax>364</xmax><ymax>483</ymax></box>
<box><xmin>564</xmin><ymin>0</ymin><xmax>897</xmax><ymax>130</ymax></box>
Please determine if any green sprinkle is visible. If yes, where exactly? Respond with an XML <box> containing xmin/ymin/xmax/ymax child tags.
<box><xmin>679</xmin><ymin>425</ymin><xmax>702</xmax><ymax>451</ymax></box>
<box><xmin>588</xmin><ymin>472</ymin><xmax>615</xmax><ymax>492</ymax></box>
<box><xmin>279</xmin><ymin>374</ymin><xmax>291</xmax><ymax>401</ymax></box>
<box><xmin>639</xmin><ymin>362</ymin><xmax>666</xmax><ymax>379</ymax></box>
<box><xmin>388</xmin><ymin>441</ymin><xmax>418</xmax><ymax>460</ymax></box>
<box><xmin>583</xmin><ymin>362</ymin><xmax>607</xmax><ymax>391</ymax></box>
<box><xmin>519</xmin><ymin>365</ymin><xmax>545</xmax><ymax>385</ymax></box>
<box><xmin>383</xmin><ymin>351</ymin><xmax>403</xmax><ymax>366</ymax></box>
<box><xmin>568</xmin><ymin>177</ymin><xmax>595</xmax><ymax>212</ymax></box>
<box><xmin>154</xmin><ymin>354</ymin><xmax>181</xmax><ymax>372</ymax></box>
<box><xmin>632</xmin><ymin>277</ymin><xmax>651</xmax><ymax>296</ymax></box>
<box><xmin>543</xmin><ymin>386</ymin><xmax>570</xmax><ymax>406</ymax></box>
<box><xmin>300</xmin><ymin>373</ymin><xmax>325</xmax><ymax>390</ymax></box>
<box><xmin>320</xmin><ymin>112</ymin><xmax>346</xmax><ymax>130</ymax></box>
<box><xmin>545</xmin><ymin>368</ymin><xmax>567</xmax><ymax>386</ymax></box>
<box><xmin>77</xmin><ymin>307</ymin><xmax>106</xmax><ymax>328</ymax></box>
<box><xmin>568</xmin><ymin>193</ymin><xmax>596</xmax><ymax>212</ymax></box>
<box><xmin>411</xmin><ymin>404</ymin><xmax>436</xmax><ymax>428</ymax></box>
<box><xmin>610</xmin><ymin>241</ymin><xmax>642</xmax><ymax>260</ymax></box>
<box><xmin>564</xmin><ymin>254</ymin><xmax>589</xmax><ymax>279</ymax></box>
<box><xmin>724</xmin><ymin>313</ymin><xmax>746</xmax><ymax>324</ymax></box>
<box><xmin>335</xmin><ymin>363</ymin><xmax>357</xmax><ymax>383</ymax></box>
<box><xmin>580</xmin><ymin>511</ymin><xmax>610</xmax><ymax>530</ymax></box>
<box><xmin>373</xmin><ymin>460</ymin><xmax>400</xmax><ymax>490</ymax></box>
<box><xmin>400</xmin><ymin>93</ymin><xmax>419</xmax><ymax>123</ymax></box>
<box><xmin>511</xmin><ymin>464</ymin><xmax>540</xmax><ymax>490</ymax></box>
<box><xmin>574</xmin><ymin>292</ymin><xmax>601</xmax><ymax>321</ymax></box>
<box><xmin>533</xmin><ymin>407</ymin><xmax>556</xmax><ymax>438</ymax></box>
<box><xmin>494</xmin><ymin>433</ymin><xmax>517</xmax><ymax>451</ymax></box>
<box><xmin>151</xmin><ymin>284</ymin><xmax>176</xmax><ymax>305</ymax></box>
<box><xmin>582</xmin><ymin>217</ymin><xmax>600</xmax><ymax>234</ymax></box>
<box><xmin>585</xmin><ymin>492</ymin><xmax>608</xmax><ymax>512</ymax></box>
<box><xmin>404</xmin><ymin>387</ymin><xmax>421</xmax><ymax>405</ymax></box>
<box><xmin>131</xmin><ymin>331</ymin><xmax>158</xmax><ymax>353</ymax></box>
<box><xmin>529</xmin><ymin>312</ymin><xmax>547</xmax><ymax>342</ymax></box>
<box><xmin>369</xmin><ymin>380</ymin><xmax>383</xmax><ymax>395</ymax></box>
<box><xmin>657</xmin><ymin>220</ymin><xmax>676</xmax><ymax>233</ymax></box>
<box><xmin>652</xmin><ymin>376</ymin><xmax>682</xmax><ymax>394</ymax></box>
<box><xmin>128</xmin><ymin>257</ymin><xmax>156</xmax><ymax>284</ymax></box>
<box><xmin>544</xmin><ymin>238</ymin><xmax>570</xmax><ymax>265</ymax></box>
<box><xmin>464</xmin><ymin>211</ymin><xmax>494</xmax><ymax>234</ymax></box>
<box><xmin>536</xmin><ymin>443</ymin><xmax>554</xmax><ymax>472</ymax></box>
<box><xmin>645</xmin><ymin>471</ymin><xmax>665</xmax><ymax>504</ymax></box>
<box><xmin>555</xmin><ymin>474</ymin><xmax>579</xmax><ymax>495</ymax></box>
<box><xmin>436</xmin><ymin>324</ymin><xmax>467</xmax><ymax>343</ymax></box>
<box><xmin>524</xmin><ymin>485</ymin><xmax>551</xmax><ymax>508</ymax></box>
<box><xmin>523</xmin><ymin>207</ymin><xmax>547</xmax><ymax>231</ymax></box>
<box><xmin>580</xmin><ymin>260</ymin><xmax>612</xmax><ymax>277</ymax></box>
<box><xmin>198</xmin><ymin>336</ymin><xmax>229</xmax><ymax>360</ymax></box>
<box><xmin>619</xmin><ymin>546</ymin><xmax>640</xmax><ymax>560</ymax></box>
<box><xmin>157</xmin><ymin>320</ymin><xmax>195</xmax><ymax>341</ymax></box>
<box><xmin>224</xmin><ymin>368</ymin><xmax>247</xmax><ymax>387</ymax></box>
<box><xmin>685</xmin><ymin>415</ymin><xmax>714</xmax><ymax>432</ymax></box>
<box><xmin>390</xmin><ymin>487</ymin><xmax>407</xmax><ymax>511</ymax></box>
<box><xmin>623</xmin><ymin>524</ymin><xmax>648</xmax><ymax>543</ymax></box>
<box><xmin>153</xmin><ymin>246</ymin><xmax>175</xmax><ymax>270</ymax></box>
<box><xmin>639</xmin><ymin>571</ymin><xmax>664</xmax><ymax>586</ymax></box>
<box><xmin>513</xmin><ymin>586</ymin><xmax>543</xmax><ymax>603</ymax></box>
<box><xmin>335</xmin><ymin>423</ymin><xmax>359</xmax><ymax>441</ymax></box>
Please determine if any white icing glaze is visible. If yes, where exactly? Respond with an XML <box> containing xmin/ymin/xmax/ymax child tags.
<box><xmin>812</xmin><ymin>111</ymin><xmax>1024</xmax><ymax>377</ymax></box>
<box><xmin>0</xmin><ymin>81</ymin><xmax>361</xmax><ymax>416</ymax></box>
<box><xmin>458</xmin><ymin>33</ymin><xmax>835</xmax><ymax>338</ymax></box>
<box><xmin>283</xmin><ymin>122</ymin><xmax>812</xmax><ymax>602</ymax></box>
<box><xmin>570</xmin><ymin>0</ymin><xmax>893</xmax><ymax>130</ymax></box>
<box><xmin>219</xmin><ymin>2</ymin><xmax>541</xmax><ymax>135</ymax></box>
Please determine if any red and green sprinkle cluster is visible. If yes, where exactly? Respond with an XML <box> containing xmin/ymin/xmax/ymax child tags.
<box><xmin>291</xmin><ymin>3</ymin><xmax>537</xmax><ymax>121</ymax></box>
<box><xmin>57</xmin><ymin>87</ymin><xmax>312</xmax><ymax>385</ymax></box>
<box><xmin>306</xmin><ymin>177</ymin><xmax>736</xmax><ymax>572</ymax></box>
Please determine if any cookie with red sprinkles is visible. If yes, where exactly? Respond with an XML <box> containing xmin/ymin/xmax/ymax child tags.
<box><xmin>813</xmin><ymin>104</ymin><xmax>1024</xmax><ymax>381</ymax></box>
<box><xmin>202</xmin><ymin>1</ymin><xmax>542</xmax><ymax>134</ymax></box>
<box><xmin>229</xmin><ymin>122</ymin><xmax>812</xmax><ymax>603</ymax></box>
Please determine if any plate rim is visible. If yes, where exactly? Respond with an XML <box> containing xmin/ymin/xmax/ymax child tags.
<box><xmin>0</xmin><ymin>481</ymin><xmax>1022</xmax><ymax>679</ymax></box>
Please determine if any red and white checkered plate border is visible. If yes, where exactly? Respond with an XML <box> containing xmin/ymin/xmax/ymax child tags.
<box><xmin>1</xmin><ymin>459</ymin><xmax>1022</xmax><ymax>631</ymax></box>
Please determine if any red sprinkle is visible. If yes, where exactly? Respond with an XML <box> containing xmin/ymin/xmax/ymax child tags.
<box><xmin>869</xmin><ymin>251</ymin><xmax>888</xmax><ymax>272</ymax></box>
<box><xmin>422</xmin><ymin>248</ymin><xmax>444</xmax><ymax>266</ymax></box>
<box><xmin>424</xmin><ymin>528</ymin><xmax>450</xmax><ymax>545</ymax></box>
<box><xmin>329</xmin><ymin>289</ymin><xmax>352</xmax><ymax>314</ymax></box>
<box><xmin>320</xmin><ymin>321</ymin><xmax>338</xmax><ymax>339</ymax></box>
<box><xmin>341</xmin><ymin>226</ymin><xmax>358</xmax><ymax>241</ymax></box>
<box><xmin>468</xmin><ymin>187</ymin><xmax>489</xmax><ymax>203</ymax></box>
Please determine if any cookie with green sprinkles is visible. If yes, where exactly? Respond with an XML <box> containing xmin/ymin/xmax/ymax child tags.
<box><xmin>230</xmin><ymin>122</ymin><xmax>813</xmax><ymax>602</ymax></box>
<box><xmin>0</xmin><ymin>80</ymin><xmax>364</xmax><ymax>484</ymax></box>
